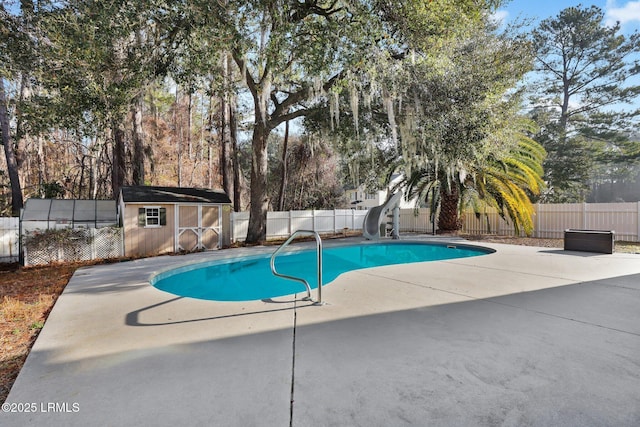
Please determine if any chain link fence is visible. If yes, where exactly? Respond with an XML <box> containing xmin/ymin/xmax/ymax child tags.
<box><xmin>24</xmin><ymin>227</ymin><xmax>124</xmax><ymax>266</ymax></box>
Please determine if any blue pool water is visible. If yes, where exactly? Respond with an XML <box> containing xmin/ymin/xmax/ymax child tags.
<box><xmin>152</xmin><ymin>242</ymin><xmax>492</xmax><ymax>301</ymax></box>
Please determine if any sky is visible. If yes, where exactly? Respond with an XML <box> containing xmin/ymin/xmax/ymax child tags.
<box><xmin>495</xmin><ymin>1</ymin><xmax>640</xmax><ymax>114</ymax></box>
<box><xmin>497</xmin><ymin>0</ymin><xmax>640</xmax><ymax>32</ymax></box>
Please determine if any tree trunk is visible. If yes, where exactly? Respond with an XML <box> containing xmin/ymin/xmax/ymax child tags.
<box><xmin>111</xmin><ymin>122</ymin><xmax>127</xmax><ymax>198</ymax></box>
<box><xmin>246</xmin><ymin>122</ymin><xmax>269</xmax><ymax>243</ymax></box>
<box><xmin>560</xmin><ymin>67</ymin><xmax>571</xmax><ymax>133</ymax></box>
<box><xmin>78</xmin><ymin>155</ymin><xmax>86</xmax><ymax>198</ymax></box>
<box><xmin>175</xmin><ymin>86</ymin><xmax>182</xmax><ymax>186</ymax></box>
<box><xmin>207</xmin><ymin>115</ymin><xmax>213</xmax><ymax>188</ymax></box>
<box><xmin>37</xmin><ymin>136</ymin><xmax>45</xmax><ymax>185</ymax></box>
<box><xmin>92</xmin><ymin>140</ymin><xmax>102</xmax><ymax>199</ymax></box>
<box><xmin>221</xmin><ymin>54</ymin><xmax>235</xmax><ymax>200</ymax></box>
<box><xmin>231</xmin><ymin>102</ymin><xmax>241</xmax><ymax>212</ymax></box>
<box><xmin>277</xmin><ymin>120</ymin><xmax>290</xmax><ymax>211</ymax></box>
<box><xmin>0</xmin><ymin>78</ymin><xmax>24</xmax><ymax>215</ymax></box>
<box><xmin>15</xmin><ymin>73</ymin><xmax>30</xmax><ymax>164</ymax></box>
<box><xmin>131</xmin><ymin>93</ymin><xmax>145</xmax><ymax>185</ymax></box>
<box><xmin>187</xmin><ymin>91</ymin><xmax>193</xmax><ymax>159</ymax></box>
<box><xmin>437</xmin><ymin>181</ymin><xmax>461</xmax><ymax>233</ymax></box>
<box><xmin>221</xmin><ymin>100</ymin><xmax>234</xmax><ymax>198</ymax></box>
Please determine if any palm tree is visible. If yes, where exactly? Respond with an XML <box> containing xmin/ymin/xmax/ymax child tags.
<box><xmin>404</xmin><ymin>133</ymin><xmax>546</xmax><ymax>236</ymax></box>
<box><xmin>463</xmin><ymin>134</ymin><xmax>546</xmax><ymax>236</ymax></box>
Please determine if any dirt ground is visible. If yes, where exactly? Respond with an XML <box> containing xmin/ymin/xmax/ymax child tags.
<box><xmin>461</xmin><ymin>234</ymin><xmax>565</xmax><ymax>248</ymax></box>
<box><xmin>0</xmin><ymin>263</ymin><xmax>80</xmax><ymax>404</ymax></box>
<box><xmin>1</xmin><ymin>236</ymin><xmax>639</xmax><ymax>404</ymax></box>
<box><xmin>462</xmin><ymin>234</ymin><xmax>640</xmax><ymax>253</ymax></box>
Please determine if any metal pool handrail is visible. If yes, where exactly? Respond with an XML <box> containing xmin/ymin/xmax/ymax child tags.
<box><xmin>270</xmin><ymin>230</ymin><xmax>324</xmax><ymax>305</ymax></box>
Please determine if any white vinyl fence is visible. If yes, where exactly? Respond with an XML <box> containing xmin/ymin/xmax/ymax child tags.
<box><xmin>232</xmin><ymin>209</ymin><xmax>368</xmax><ymax>242</ymax></box>
<box><xmin>0</xmin><ymin>217</ymin><xmax>19</xmax><ymax>262</ymax></box>
<box><xmin>232</xmin><ymin>202</ymin><xmax>640</xmax><ymax>243</ymax></box>
<box><xmin>1</xmin><ymin>202</ymin><xmax>638</xmax><ymax>262</ymax></box>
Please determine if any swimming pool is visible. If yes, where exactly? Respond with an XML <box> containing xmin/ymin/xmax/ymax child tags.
<box><xmin>152</xmin><ymin>241</ymin><xmax>493</xmax><ymax>301</ymax></box>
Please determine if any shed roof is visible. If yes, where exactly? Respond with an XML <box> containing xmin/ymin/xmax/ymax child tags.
<box><xmin>120</xmin><ymin>186</ymin><xmax>232</xmax><ymax>204</ymax></box>
<box><xmin>21</xmin><ymin>199</ymin><xmax>117</xmax><ymax>223</ymax></box>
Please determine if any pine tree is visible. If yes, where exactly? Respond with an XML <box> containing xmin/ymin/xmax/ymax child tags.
<box><xmin>530</xmin><ymin>5</ymin><xmax>640</xmax><ymax>202</ymax></box>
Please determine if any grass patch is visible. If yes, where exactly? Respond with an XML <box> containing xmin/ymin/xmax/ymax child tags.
<box><xmin>0</xmin><ymin>262</ymin><xmax>83</xmax><ymax>404</ymax></box>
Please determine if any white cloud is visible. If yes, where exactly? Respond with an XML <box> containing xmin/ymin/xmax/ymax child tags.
<box><xmin>491</xmin><ymin>10</ymin><xmax>509</xmax><ymax>26</ymax></box>
<box><xmin>605</xmin><ymin>0</ymin><xmax>640</xmax><ymax>27</ymax></box>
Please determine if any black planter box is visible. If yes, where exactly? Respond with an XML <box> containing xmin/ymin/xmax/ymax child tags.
<box><xmin>564</xmin><ymin>229</ymin><xmax>615</xmax><ymax>254</ymax></box>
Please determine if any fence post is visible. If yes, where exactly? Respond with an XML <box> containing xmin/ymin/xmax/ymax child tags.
<box><xmin>120</xmin><ymin>227</ymin><xmax>125</xmax><ymax>257</ymax></box>
<box><xmin>535</xmin><ymin>203</ymin><xmax>540</xmax><ymax>238</ymax></box>
<box><xmin>18</xmin><ymin>212</ymin><xmax>23</xmax><ymax>266</ymax></box>
<box><xmin>583</xmin><ymin>202</ymin><xmax>587</xmax><ymax>229</ymax></box>
<box><xmin>333</xmin><ymin>209</ymin><xmax>337</xmax><ymax>233</ymax></box>
<box><xmin>312</xmin><ymin>209</ymin><xmax>316</xmax><ymax>232</ymax></box>
<box><xmin>91</xmin><ymin>228</ymin><xmax>97</xmax><ymax>260</ymax></box>
<box><xmin>288</xmin><ymin>210</ymin><xmax>292</xmax><ymax>236</ymax></box>
<box><xmin>637</xmin><ymin>201</ymin><xmax>640</xmax><ymax>242</ymax></box>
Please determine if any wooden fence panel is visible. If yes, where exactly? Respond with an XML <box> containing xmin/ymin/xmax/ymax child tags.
<box><xmin>536</xmin><ymin>204</ymin><xmax>584</xmax><ymax>238</ymax></box>
<box><xmin>399</xmin><ymin>208</ymin><xmax>434</xmax><ymax>233</ymax></box>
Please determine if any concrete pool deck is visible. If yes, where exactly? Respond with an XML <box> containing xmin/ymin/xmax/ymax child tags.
<box><xmin>2</xmin><ymin>237</ymin><xmax>640</xmax><ymax>426</ymax></box>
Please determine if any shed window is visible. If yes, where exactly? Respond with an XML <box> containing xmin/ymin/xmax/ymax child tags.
<box><xmin>138</xmin><ymin>207</ymin><xmax>166</xmax><ymax>227</ymax></box>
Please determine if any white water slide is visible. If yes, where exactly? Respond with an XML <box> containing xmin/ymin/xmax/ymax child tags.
<box><xmin>362</xmin><ymin>191</ymin><xmax>403</xmax><ymax>240</ymax></box>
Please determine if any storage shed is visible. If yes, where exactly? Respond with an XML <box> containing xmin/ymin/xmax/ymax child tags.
<box><xmin>118</xmin><ymin>186</ymin><xmax>232</xmax><ymax>257</ymax></box>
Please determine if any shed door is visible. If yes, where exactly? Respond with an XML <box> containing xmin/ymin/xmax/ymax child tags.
<box><xmin>176</xmin><ymin>205</ymin><xmax>221</xmax><ymax>252</ymax></box>
<box><xmin>201</xmin><ymin>205</ymin><xmax>220</xmax><ymax>250</ymax></box>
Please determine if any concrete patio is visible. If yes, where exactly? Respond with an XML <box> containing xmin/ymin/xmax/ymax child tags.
<box><xmin>2</xmin><ymin>237</ymin><xmax>640</xmax><ymax>426</ymax></box>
